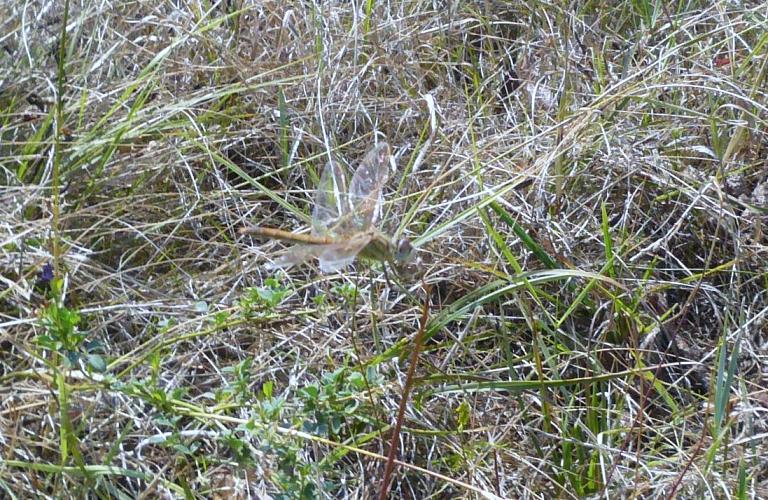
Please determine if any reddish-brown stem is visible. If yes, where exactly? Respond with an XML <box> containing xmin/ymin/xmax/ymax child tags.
<box><xmin>378</xmin><ymin>283</ymin><xmax>432</xmax><ymax>500</ymax></box>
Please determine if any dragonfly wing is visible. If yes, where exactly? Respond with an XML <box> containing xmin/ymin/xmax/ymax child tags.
<box><xmin>312</xmin><ymin>160</ymin><xmax>349</xmax><ymax>237</ymax></box>
<box><xmin>317</xmin><ymin>235</ymin><xmax>370</xmax><ymax>273</ymax></box>
<box><xmin>265</xmin><ymin>235</ymin><xmax>370</xmax><ymax>273</ymax></box>
<box><xmin>266</xmin><ymin>244</ymin><xmax>322</xmax><ymax>270</ymax></box>
<box><xmin>348</xmin><ymin>143</ymin><xmax>392</xmax><ymax>231</ymax></box>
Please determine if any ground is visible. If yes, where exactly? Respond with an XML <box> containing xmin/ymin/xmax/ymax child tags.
<box><xmin>1</xmin><ymin>1</ymin><xmax>767</xmax><ymax>498</ymax></box>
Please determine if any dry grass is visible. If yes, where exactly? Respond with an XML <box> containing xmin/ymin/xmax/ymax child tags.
<box><xmin>2</xmin><ymin>1</ymin><xmax>767</xmax><ymax>498</ymax></box>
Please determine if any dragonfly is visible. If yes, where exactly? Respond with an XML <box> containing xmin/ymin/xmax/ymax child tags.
<box><xmin>241</xmin><ymin>142</ymin><xmax>415</xmax><ymax>274</ymax></box>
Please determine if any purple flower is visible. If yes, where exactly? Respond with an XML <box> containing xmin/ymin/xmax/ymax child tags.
<box><xmin>39</xmin><ymin>263</ymin><xmax>54</xmax><ymax>283</ymax></box>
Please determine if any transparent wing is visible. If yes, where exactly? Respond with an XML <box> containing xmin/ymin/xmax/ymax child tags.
<box><xmin>266</xmin><ymin>236</ymin><xmax>370</xmax><ymax>273</ymax></box>
<box><xmin>317</xmin><ymin>236</ymin><xmax>371</xmax><ymax>273</ymax></box>
<box><xmin>311</xmin><ymin>160</ymin><xmax>349</xmax><ymax>237</ymax></box>
<box><xmin>348</xmin><ymin>142</ymin><xmax>392</xmax><ymax>232</ymax></box>
<box><xmin>265</xmin><ymin>245</ymin><xmax>320</xmax><ymax>270</ymax></box>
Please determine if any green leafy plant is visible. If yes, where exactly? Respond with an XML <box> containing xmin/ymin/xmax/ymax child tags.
<box><xmin>298</xmin><ymin>367</ymin><xmax>373</xmax><ymax>439</ymax></box>
<box><xmin>239</xmin><ymin>278</ymin><xmax>289</xmax><ymax>316</ymax></box>
<box><xmin>36</xmin><ymin>277</ymin><xmax>106</xmax><ymax>373</ymax></box>
<box><xmin>331</xmin><ymin>283</ymin><xmax>358</xmax><ymax>303</ymax></box>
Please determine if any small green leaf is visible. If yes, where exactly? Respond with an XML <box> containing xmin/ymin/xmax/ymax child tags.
<box><xmin>87</xmin><ymin>354</ymin><xmax>107</xmax><ymax>372</ymax></box>
<box><xmin>300</xmin><ymin>385</ymin><xmax>319</xmax><ymax>400</ymax></box>
<box><xmin>262</xmin><ymin>380</ymin><xmax>274</xmax><ymax>398</ymax></box>
<box><xmin>456</xmin><ymin>400</ymin><xmax>470</xmax><ymax>431</ymax></box>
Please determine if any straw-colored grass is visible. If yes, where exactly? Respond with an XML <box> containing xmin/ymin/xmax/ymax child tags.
<box><xmin>2</xmin><ymin>1</ymin><xmax>767</xmax><ymax>498</ymax></box>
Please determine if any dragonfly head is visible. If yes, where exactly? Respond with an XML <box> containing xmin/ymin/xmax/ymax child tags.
<box><xmin>391</xmin><ymin>238</ymin><xmax>425</xmax><ymax>279</ymax></box>
<box><xmin>394</xmin><ymin>238</ymin><xmax>415</xmax><ymax>264</ymax></box>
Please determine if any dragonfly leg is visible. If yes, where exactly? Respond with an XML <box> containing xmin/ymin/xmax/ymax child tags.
<box><xmin>382</xmin><ymin>262</ymin><xmax>393</xmax><ymax>290</ymax></box>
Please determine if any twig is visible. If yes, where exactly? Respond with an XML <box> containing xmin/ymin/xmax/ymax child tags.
<box><xmin>378</xmin><ymin>282</ymin><xmax>432</xmax><ymax>499</ymax></box>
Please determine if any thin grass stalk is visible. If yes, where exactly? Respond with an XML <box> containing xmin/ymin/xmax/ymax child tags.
<box><xmin>379</xmin><ymin>282</ymin><xmax>432</xmax><ymax>499</ymax></box>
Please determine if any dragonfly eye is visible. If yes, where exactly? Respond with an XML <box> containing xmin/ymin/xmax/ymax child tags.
<box><xmin>395</xmin><ymin>238</ymin><xmax>415</xmax><ymax>263</ymax></box>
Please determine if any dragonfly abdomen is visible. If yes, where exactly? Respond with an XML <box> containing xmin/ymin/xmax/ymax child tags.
<box><xmin>240</xmin><ymin>226</ymin><xmax>337</xmax><ymax>245</ymax></box>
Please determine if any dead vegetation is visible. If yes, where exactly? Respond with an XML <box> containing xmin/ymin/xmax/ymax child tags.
<box><xmin>1</xmin><ymin>1</ymin><xmax>767</xmax><ymax>498</ymax></box>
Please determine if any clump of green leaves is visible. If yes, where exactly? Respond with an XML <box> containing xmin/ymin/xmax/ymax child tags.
<box><xmin>222</xmin><ymin>366</ymin><xmax>384</xmax><ymax>498</ymax></box>
<box><xmin>298</xmin><ymin>366</ymin><xmax>381</xmax><ymax>439</ymax></box>
<box><xmin>218</xmin><ymin>356</ymin><xmax>256</xmax><ymax>405</ymax></box>
<box><xmin>239</xmin><ymin>278</ymin><xmax>289</xmax><ymax>317</ymax></box>
<box><xmin>331</xmin><ymin>283</ymin><xmax>358</xmax><ymax>303</ymax></box>
<box><xmin>36</xmin><ymin>276</ymin><xmax>106</xmax><ymax>372</ymax></box>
